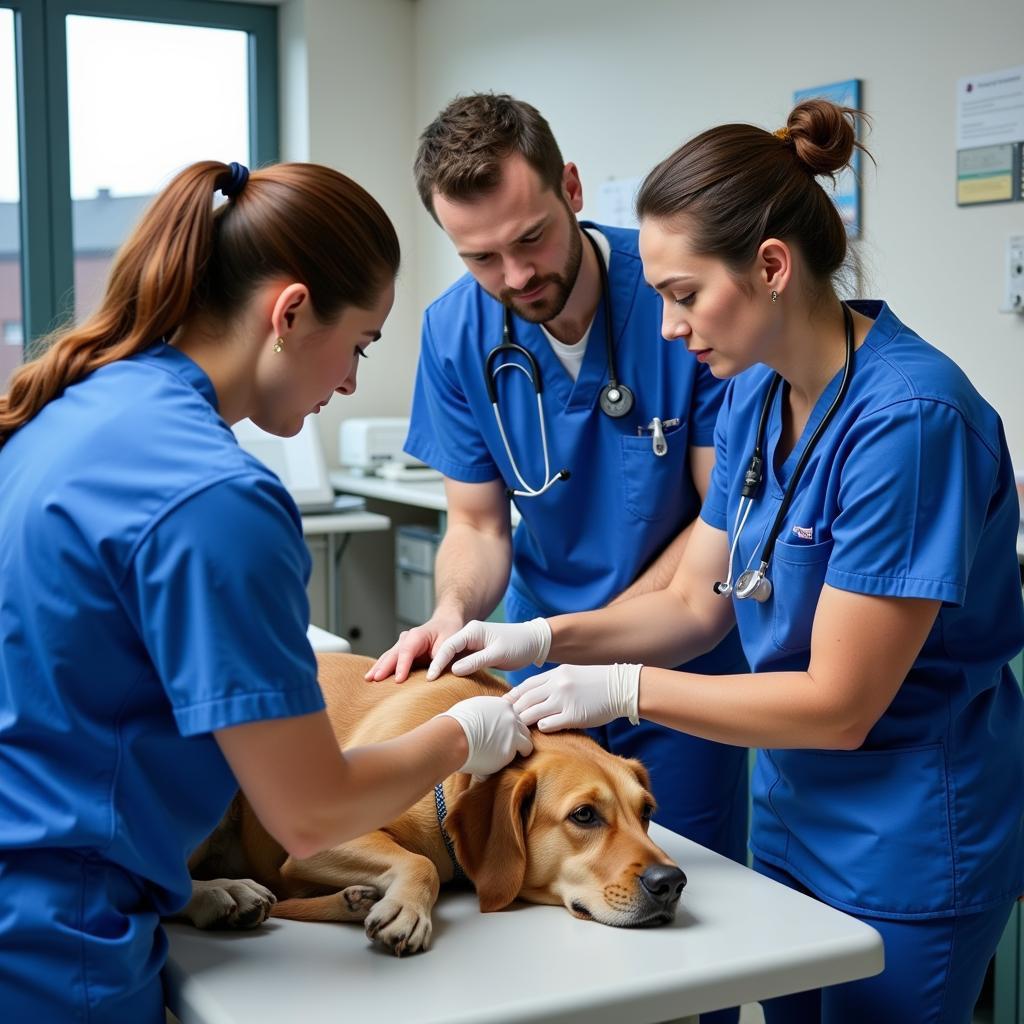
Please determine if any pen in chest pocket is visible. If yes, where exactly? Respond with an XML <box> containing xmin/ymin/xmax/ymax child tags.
<box><xmin>636</xmin><ymin>417</ymin><xmax>680</xmax><ymax>456</ymax></box>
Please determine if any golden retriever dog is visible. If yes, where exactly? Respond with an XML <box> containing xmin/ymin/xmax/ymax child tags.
<box><xmin>182</xmin><ymin>653</ymin><xmax>686</xmax><ymax>956</ymax></box>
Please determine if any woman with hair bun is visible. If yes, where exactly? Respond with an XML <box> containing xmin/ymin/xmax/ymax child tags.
<box><xmin>432</xmin><ymin>101</ymin><xmax>1024</xmax><ymax>1022</ymax></box>
<box><xmin>0</xmin><ymin>161</ymin><xmax>530</xmax><ymax>1021</ymax></box>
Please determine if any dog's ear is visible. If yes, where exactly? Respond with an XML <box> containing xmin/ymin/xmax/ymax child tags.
<box><xmin>621</xmin><ymin>757</ymin><xmax>658</xmax><ymax>824</ymax></box>
<box><xmin>623</xmin><ymin>757</ymin><xmax>651</xmax><ymax>794</ymax></box>
<box><xmin>444</xmin><ymin>767</ymin><xmax>537</xmax><ymax>913</ymax></box>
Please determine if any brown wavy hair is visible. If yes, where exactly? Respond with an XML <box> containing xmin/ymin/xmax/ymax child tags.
<box><xmin>414</xmin><ymin>93</ymin><xmax>565</xmax><ymax>222</ymax></box>
<box><xmin>636</xmin><ymin>99</ymin><xmax>870</xmax><ymax>288</ymax></box>
<box><xmin>0</xmin><ymin>161</ymin><xmax>400</xmax><ymax>448</ymax></box>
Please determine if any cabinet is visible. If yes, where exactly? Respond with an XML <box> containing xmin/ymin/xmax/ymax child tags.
<box><xmin>395</xmin><ymin>525</ymin><xmax>441</xmax><ymax>630</ymax></box>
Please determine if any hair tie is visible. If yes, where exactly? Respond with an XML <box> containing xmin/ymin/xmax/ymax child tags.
<box><xmin>772</xmin><ymin>127</ymin><xmax>791</xmax><ymax>143</ymax></box>
<box><xmin>219</xmin><ymin>162</ymin><xmax>250</xmax><ymax>200</ymax></box>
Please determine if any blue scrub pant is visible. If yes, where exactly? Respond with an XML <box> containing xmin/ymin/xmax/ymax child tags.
<box><xmin>0</xmin><ymin>849</ymin><xmax>167</xmax><ymax>1023</ymax></box>
<box><xmin>754</xmin><ymin>856</ymin><xmax>1016</xmax><ymax>1024</ymax></box>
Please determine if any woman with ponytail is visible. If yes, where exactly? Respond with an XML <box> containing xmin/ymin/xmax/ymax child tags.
<box><xmin>0</xmin><ymin>161</ymin><xmax>529</xmax><ymax>1021</ymax></box>
<box><xmin>428</xmin><ymin>100</ymin><xmax>1024</xmax><ymax>1022</ymax></box>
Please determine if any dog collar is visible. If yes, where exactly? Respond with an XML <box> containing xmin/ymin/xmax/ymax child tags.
<box><xmin>433</xmin><ymin>783</ymin><xmax>467</xmax><ymax>882</ymax></box>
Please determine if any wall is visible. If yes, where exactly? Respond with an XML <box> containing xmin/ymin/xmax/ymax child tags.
<box><xmin>278</xmin><ymin>0</ymin><xmax>419</xmax><ymax>465</ymax></box>
<box><xmin>411</xmin><ymin>0</ymin><xmax>1024</xmax><ymax>459</ymax></box>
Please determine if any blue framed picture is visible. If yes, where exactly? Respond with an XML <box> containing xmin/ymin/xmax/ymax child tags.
<box><xmin>793</xmin><ymin>79</ymin><xmax>862</xmax><ymax>238</ymax></box>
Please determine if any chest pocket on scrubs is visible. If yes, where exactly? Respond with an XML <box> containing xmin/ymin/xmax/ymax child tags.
<box><xmin>771</xmin><ymin>536</ymin><xmax>833</xmax><ymax>652</ymax></box>
<box><xmin>619</xmin><ymin>421</ymin><xmax>688</xmax><ymax>522</ymax></box>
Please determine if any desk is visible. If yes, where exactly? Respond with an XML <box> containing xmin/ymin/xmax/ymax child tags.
<box><xmin>329</xmin><ymin>469</ymin><xmax>521</xmax><ymax>526</ymax></box>
<box><xmin>164</xmin><ymin>823</ymin><xmax>882</xmax><ymax>1024</ymax></box>
<box><xmin>301</xmin><ymin>511</ymin><xmax>391</xmax><ymax>636</ymax></box>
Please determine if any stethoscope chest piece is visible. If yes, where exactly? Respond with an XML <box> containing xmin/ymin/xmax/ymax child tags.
<box><xmin>599</xmin><ymin>381</ymin><xmax>634</xmax><ymax>418</ymax></box>
<box><xmin>734</xmin><ymin>564</ymin><xmax>773</xmax><ymax>602</ymax></box>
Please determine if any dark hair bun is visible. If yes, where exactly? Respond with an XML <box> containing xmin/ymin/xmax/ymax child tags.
<box><xmin>785</xmin><ymin>99</ymin><xmax>859</xmax><ymax>177</ymax></box>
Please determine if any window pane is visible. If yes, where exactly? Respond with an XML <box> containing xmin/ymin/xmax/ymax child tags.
<box><xmin>66</xmin><ymin>15</ymin><xmax>249</xmax><ymax>321</ymax></box>
<box><xmin>0</xmin><ymin>8</ymin><xmax>22</xmax><ymax>389</ymax></box>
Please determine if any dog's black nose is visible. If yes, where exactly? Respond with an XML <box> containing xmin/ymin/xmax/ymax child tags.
<box><xmin>640</xmin><ymin>864</ymin><xmax>687</xmax><ymax>906</ymax></box>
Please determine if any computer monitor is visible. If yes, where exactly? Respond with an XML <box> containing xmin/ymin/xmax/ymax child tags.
<box><xmin>232</xmin><ymin>417</ymin><xmax>337</xmax><ymax>514</ymax></box>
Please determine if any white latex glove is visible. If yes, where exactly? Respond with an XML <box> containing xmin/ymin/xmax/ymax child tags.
<box><xmin>426</xmin><ymin>618</ymin><xmax>552</xmax><ymax>681</ymax></box>
<box><xmin>438</xmin><ymin>695</ymin><xmax>534</xmax><ymax>776</ymax></box>
<box><xmin>509</xmin><ymin>664</ymin><xmax>643</xmax><ymax>733</ymax></box>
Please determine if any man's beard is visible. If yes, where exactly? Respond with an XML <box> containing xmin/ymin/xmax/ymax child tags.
<box><xmin>497</xmin><ymin>210</ymin><xmax>583</xmax><ymax>324</ymax></box>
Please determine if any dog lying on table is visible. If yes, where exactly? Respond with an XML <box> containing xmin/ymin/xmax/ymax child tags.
<box><xmin>182</xmin><ymin>653</ymin><xmax>686</xmax><ymax>956</ymax></box>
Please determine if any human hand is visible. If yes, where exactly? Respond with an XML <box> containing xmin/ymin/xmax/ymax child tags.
<box><xmin>426</xmin><ymin>618</ymin><xmax>552</xmax><ymax>680</ymax></box>
<box><xmin>438</xmin><ymin>695</ymin><xmax>533</xmax><ymax>775</ymax></box>
<box><xmin>508</xmin><ymin>663</ymin><xmax>642</xmax><ymax>732</ymax></box>
<box><xmin>365</xmin><ymin>611</ymin><xmax>467</xmax><ymax>682</ymax></box>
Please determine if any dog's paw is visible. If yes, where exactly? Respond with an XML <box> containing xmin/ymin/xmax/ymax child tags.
<box><xmin>364</xmin><ymin>896</ymin><xmax>433</xmax><ymax>956</ymax></box>
<box><xmin>339</xmin><ymin>885</ymin><xmax>380</xmax><ymax>920</ymax></box>
<box><xmin>182</xmin><ymin>878</ymin><xmax>277</xmax><ymax>930</ymax></box>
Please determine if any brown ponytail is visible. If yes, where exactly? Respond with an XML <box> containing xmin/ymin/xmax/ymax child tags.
<box><xmin>0</xmin><ymin>161</ymin><xmax>399</xmax><ymax>448</ymax></box>
<box><xmin>636</xmin><ymin>98</ymin><xmax>869</xmax><ymax>287</ymax></box>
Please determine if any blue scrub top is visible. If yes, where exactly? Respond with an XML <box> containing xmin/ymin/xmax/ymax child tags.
<box><xmin>702</xmin><ymin>301</ymin><xmax>1024</xmax><ymax>919</ymax></box>
<box><xmin>406</xmin><ymin>224</ymin><xmax>740</xmax><ymax>665</ymax></box>
<box><xmin>0</xmin><ymin>342</ymin><xmax>324</xmax><ymax>910</ymax></box>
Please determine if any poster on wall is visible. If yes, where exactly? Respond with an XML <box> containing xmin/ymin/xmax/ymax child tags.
<box><xmin>792</xmin><ymin>79</ymin><xmax>862</xmax><ymax>238</ymax></box>
<box><xmin>955</xmin><ymin>65</ymin><xmax>1024</xmax><ymax>206</ymax></box>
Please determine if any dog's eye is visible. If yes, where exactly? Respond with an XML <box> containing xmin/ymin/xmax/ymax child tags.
<box><xmin>569</xmin><ymin>805</ymin><xmax>601</xmax><ymax>827</ymax></box>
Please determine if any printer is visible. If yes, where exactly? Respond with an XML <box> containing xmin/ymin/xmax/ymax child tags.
<box><xmin>339</xmin><ymin>418</ymin><xmax>439</xmax><ymax>479</ymax></box>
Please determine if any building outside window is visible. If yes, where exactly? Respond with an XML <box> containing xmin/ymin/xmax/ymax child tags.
<box><xmin>0</xmin><ymin>0</ymin><xmax>277</xmax><ymax>390</ymax></box>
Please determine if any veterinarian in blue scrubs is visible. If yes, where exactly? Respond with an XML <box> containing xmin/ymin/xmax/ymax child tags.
<box><xmin>367</xmin><ymin>100</ymin><xmax>751</xmax><ymax>981</ymax></box>
<box><xmin>0</xmin><ymin>162</ymin><xmax>530</xmax><ymax>1022</ymax></box>
<box><xmin>432</xmin><ymin>101</ymin><xmax>1024</xmax><ymax>1024</ymax></box>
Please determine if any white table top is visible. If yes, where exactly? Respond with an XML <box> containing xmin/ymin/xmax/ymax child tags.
<box><xmin>300</xmin><ymin>509</ymin><xmax>391</xmax><ymax>536</ymax></box>
<box><xmin>330</xmin><ymin>469</ymin><xmax>449</xmax><ymax>512</ymax></box>
<box><xmin>330</xmin><ymin>470</ymin><xmax>522</xmax><ymax>526</ymax></box>
<box><xmin>164</xmin><ymin>823</ymin><xmax>882</xmax><ymax>1024</ymax></box>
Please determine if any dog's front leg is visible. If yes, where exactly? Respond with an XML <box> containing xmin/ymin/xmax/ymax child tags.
<box><xmin>275</xmin><ymin>831</ymin><xmax>441</xmax><ymax>956</ymax></box>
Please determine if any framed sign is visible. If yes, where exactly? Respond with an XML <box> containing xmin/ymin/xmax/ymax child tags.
<box><xmin>793</xmin><ymin>78</ymin><xmax>863</xmax><ymax>237</ymax></box>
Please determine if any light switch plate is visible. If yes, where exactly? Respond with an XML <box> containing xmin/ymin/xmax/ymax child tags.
<box><xmin>1004</xmin><ymin>234</ymin><xmax>1024</xmax><ymax>314</ymax></box>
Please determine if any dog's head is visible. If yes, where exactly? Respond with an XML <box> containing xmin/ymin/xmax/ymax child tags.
<box><xmin>443</xmin><ymin>730</ymin><xmax>686</xmax><ymax>926</ymax></box>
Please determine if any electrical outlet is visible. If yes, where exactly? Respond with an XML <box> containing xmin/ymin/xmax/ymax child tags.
<box><xmin>1005</xmin><ymin>234</ymin><xmax>1024</xmax><ymax>314</ymax></box>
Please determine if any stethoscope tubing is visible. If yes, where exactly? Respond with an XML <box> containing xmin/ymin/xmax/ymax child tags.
<box><xmin>716</xmin><ymin>302</ymin><xmax>856</xmax><ymax>601</ymax></box>
<box><xmin>485</xmin><ymin>227</ymin><xmax>631</xmax><ymax>498</ymax></box>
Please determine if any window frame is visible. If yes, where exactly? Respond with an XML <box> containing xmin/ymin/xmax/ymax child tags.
<box><xmin>1</xmin><ymin>0</ymin><xmax>278</xmax><ymax>347</ymax></box>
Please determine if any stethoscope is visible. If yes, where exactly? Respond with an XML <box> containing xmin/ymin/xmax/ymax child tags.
<box><xmin>713</xmin><ymin>302</ymin><xmax>855</xmax><ymax>603</ymax></box>
<box><xmin>484</xmin><ymin>229</ymin><xmax>634</xmax><ymax>498</ymax></box>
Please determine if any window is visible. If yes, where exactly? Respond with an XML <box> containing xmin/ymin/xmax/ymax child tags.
<box><xmin>0</xmin><ymin>0</ymin><xmax>277</xmax><ymax>368</ymax></box>
<box><xmin>0</xmin><ymin>7</ymin><xmax>20</xmax><ymax>387</ymax></box>
<box><xmin>66</xmin><ymin>14</ymin><xmax>251</xmax><ymax>319</ymax></box>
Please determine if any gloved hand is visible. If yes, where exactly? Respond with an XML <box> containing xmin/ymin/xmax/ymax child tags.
<box><xmin>438</xmin><ymin>695</ymin><xmax>534</xmax><ymax>776</ymax></box>
<box><xmin>426</xmin><ymin>618</ymin><xmax>552</xmax><ymax>681</ymax></box>
<box><xmin>508</xmin><ymin>663</ymin><xmax>643</xmax><ymax>732</ymax></box>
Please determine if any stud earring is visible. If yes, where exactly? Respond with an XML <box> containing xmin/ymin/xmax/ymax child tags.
<box><xmin>770</xmin><ymin>289</ymin><xmax>778</xmax><ymax>304</ymax></box>
<box><xmin>273</xmin><ymin>337</ymin><xmax>285</xmax><ymax>353</ymax></box>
